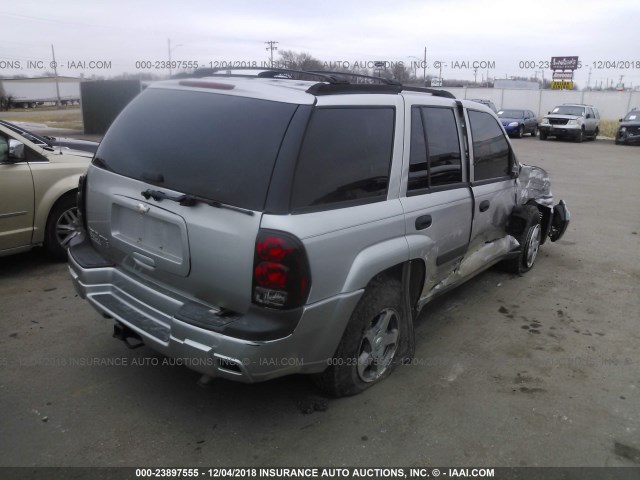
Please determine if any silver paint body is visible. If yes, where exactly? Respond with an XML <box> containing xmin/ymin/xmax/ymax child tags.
<box><xmin>69</xmin><ymin>78</ymin><xmax>558</xmax><ymax>382</ymax></box>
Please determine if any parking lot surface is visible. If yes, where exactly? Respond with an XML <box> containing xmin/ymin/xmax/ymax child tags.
<box><xmin>1</xmin><ymin>138</ymin><xmax>639</xmax><ymax>468</ymax></box>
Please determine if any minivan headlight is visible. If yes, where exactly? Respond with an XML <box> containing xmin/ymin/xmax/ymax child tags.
<box><xmin>567</xmin><ymin>120</ymin><xmax>578</xmax><ymax>125</ymax></box>
<box><xmin>541</xmin><ymin>118</ymin><xmax>549</xmax><ymax>125</ymax></box>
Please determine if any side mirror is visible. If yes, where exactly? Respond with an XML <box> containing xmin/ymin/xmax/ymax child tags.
<box><xmin>9</xmin><ymin>140</ymin><xmax>25</xmax><ymax>161</ymax></box>
<box><xmin>619</xmin><ymin>118</ymin><xmax>623</xmax><ymax>122</ymax></box>
<box><xmin>547</xmin><ymin>111</ymin><xmax>551</xmax><ymax>114</ymax></box>
<box><xmin>586</xmin><ymin>113</ymin><xmax>592</xmax><ymax>119</ymax></box>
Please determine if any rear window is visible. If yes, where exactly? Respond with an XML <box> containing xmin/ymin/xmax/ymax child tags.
<box><xmin>291</xmin><ymin>107</ymin><xmax>394</xmax><ymax>212</ymax></box>
<box><xmin>93</xmin><ymin>88</ymin><xmax>298</xmax><ymax>211</ymax></box>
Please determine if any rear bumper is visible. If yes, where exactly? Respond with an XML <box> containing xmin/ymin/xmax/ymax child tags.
<box><xmin>68</xmin><ymin>238</ymin><xmax>363</xmax><ymax>383</ymax></box>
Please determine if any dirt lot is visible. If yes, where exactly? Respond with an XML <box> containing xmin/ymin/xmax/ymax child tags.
<box><xmin>0</xmin><ymin>137</ymin><xmax>638</xmax><ymax>468</ymax></box>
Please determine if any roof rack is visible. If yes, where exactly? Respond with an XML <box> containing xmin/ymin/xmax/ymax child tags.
<box><xmin>184</xmin><ymin>67</ymin><xmax>349</xmax><ymax>84</ymax></box>
<box><xmin>401</xmin><ymin>86</ymin><xmax>456</xmax><ymax>99</ymax></box>
<box><xmin>307</xmin><ymin>70</ymin><xmax>401</xmax><ymax>86</ymax></box>
<box><xmin>173</xmin><ymin>67</ymin><xmax>456</xmax><ymax>99</ymax></box>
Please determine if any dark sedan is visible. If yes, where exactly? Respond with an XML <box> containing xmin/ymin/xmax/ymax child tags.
<box><xmin>615</xmin><ymin>109</ymin><xmax>640</xmax><ymax>145</ymax></box>
<box><xmin>497</xmin><ymin>109</ymin><xmax>538</xmax><ymax>138</ymax></box>
<box><xmin>0</xmin><ymin>120</ymin><xmax>99</xmax><ymax>154</ymax></box>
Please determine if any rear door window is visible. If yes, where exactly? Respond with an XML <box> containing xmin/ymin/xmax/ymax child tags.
<box><xmin>93</xmin><ymin>88</ymin><xmax>298</xmax><ymax>212</ymax></box>
<box><xmin>468</xmin><ymin>110</ymin><xmax>512</xmax><ymax>182</ymax></box>
<box><xmin>291</xmin><ymin>107</ymin><xmax>395</xmax><ymax>212</ymax></box>
<box><xmin>408</xmin><ymin>106</ymin><xmax>462</xmax><ymax>193</ymax></box>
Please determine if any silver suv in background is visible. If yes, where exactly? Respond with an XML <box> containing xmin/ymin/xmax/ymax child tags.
<box><xmin>69</xmin><ymin>69</ymin><xmax>570</xmax><ymax>397</ymax></box>
<box><xmin>539</xmin><ymin>103</ymin><xmax>600</xmax><ymax>142</ymax></box>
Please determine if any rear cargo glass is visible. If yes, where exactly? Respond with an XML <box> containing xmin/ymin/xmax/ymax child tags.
<box><xmin>93</xmin><ymin>88</ymin><xmax>297</xmax><ymax>211</ymax></box>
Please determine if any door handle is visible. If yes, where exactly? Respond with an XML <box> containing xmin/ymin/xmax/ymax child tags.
<box><xmin>415</xmin><ymin>215</ymin><xmax>432</xmax><ymax>230</ymax></box>
<box><xmin>479</xmin><ymin>200</ymin><xmax>490</xmax><ymax>212</ymax></box>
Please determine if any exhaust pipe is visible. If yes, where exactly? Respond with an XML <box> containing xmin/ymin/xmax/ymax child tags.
<box><xmin>112</xmin><ymin>323</ymin><xmax>144</xmax><ymax>349</ymax></box>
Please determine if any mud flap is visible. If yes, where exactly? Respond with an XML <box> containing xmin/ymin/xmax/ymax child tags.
<box><xmin>398</xmin><ymin>262</ymin><xmax>416</xmax><ymax>364</ymax></box>
<box><xmin>549</xmin><ymin>200</ymin><xmax>570</xmax><ymax>242</ymax></box>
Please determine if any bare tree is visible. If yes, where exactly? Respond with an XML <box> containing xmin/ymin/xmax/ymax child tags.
<box><xmin>277</xmin><ymin>50</ymin><xmax>323</xmax><ymax>71</ymax></box>
<box><xmin>389</xmin><ymin>62</ymin><xmax>413</xmax><ymax>83</ymax></box>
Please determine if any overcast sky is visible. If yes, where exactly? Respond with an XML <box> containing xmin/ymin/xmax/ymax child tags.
<box><xmin>2</xmin><ymin>0</ymin><xmax>640</xmax><ymax>88</ymax></box>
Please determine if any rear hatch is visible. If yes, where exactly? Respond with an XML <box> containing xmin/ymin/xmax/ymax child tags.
<box><xmin>86</xmin><ymin>85</ymin><xmax>300</xmax><ymax>313</ymax></box>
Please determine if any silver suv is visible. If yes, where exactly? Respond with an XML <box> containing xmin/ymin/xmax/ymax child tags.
<box><xmin>539</xmin><ymin>103</ymin><xmax>600</xmax><ymax>142</ymax></box>
<box><xmin>69</xmin><ymin>69</ymin><xmax>570</xmax><ymax>397</ymax></box>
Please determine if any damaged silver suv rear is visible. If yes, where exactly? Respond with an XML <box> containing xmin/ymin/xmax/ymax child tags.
<box><xmin>68</xmin><ymin>68</ymin><xmax>570</xmax><ymax>397</ymax></box>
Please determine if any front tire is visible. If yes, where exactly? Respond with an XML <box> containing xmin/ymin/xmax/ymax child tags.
<box><xmin>539</xmin><ymin>131</ymin><xmax>547</xmax><ymax>140</ymax></box>
<box><xmin>44</xmin><ymin>194</ymin><xmax>79</xmax><ymax>261</ymax></box>
<box><xmin>314</xmin><ymin>277</ymin><xmax>405</xmax><ymax>397</ymax></box>
<box><xmin>575</xmin><ymin>129</ymin><xmax>584</xmax><ymax>143</ymax></box>
<box><xmin>517</xmin><ymin>125</ymin><xmax>524</xmax><ymax>138</ymax></box>
<box><xmin>531</xmin><ymin>126</ymin><xmax>538</xmax><ymax>137</ymax></box>
<box><xmin>501</xmin><ymin>205</ymin><xmax>542</xmax><ymax>275</ymax></box>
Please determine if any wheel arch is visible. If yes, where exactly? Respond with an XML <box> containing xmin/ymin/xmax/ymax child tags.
<box><xmin>32</xmin><ymin>187</ymin><xmax>78</xmax><ymax>245</ymax></box>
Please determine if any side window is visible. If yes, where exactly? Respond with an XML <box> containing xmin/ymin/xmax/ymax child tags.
<box><xmin>291</xmin><ymin>107</ymin><xmax>394</xmax><ymax>212</ymax></box>
<box><xmin>468</xmin><ymin>110</ymin><xmax>512</xmax><ymax>182</ymax></box>
<box><xmin>408</xmin><ymin>106</ymin><xmax>462</xmax><ymax>193</ymax></box>
<box><xmin>0</xmin><ymin>135</ymin><xmax>8</xmax><ymax>162</ymax></box>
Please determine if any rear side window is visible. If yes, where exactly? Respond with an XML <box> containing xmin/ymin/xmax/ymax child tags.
<box><xmin>408</xmin><ymin>106</ymin><xmax>462</xmax><ymax>193</ymax></box>
<box><xmin>468</xmin><ymin>110</ymin><xmax>511</xmax><ymax>182</ymax></box>
<box><xmin>291</xmin><ymin>107</ymin><xmax>394</xmax><ymax>212</ymax></box>
<box><xmin>93</xmin><ymin>88</ymin><xmax>297</xmax><ymax>211</ymax></box>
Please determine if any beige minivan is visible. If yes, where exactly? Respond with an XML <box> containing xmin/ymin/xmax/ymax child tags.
<box><xmin>0</xmin><ymin>123</ymin><xmax>91</xmax><ymax>259</ymax></box>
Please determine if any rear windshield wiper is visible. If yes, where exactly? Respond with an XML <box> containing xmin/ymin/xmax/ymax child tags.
<box><xmin>141</xmin><ymin>189</ymin><xmax>254</xmax><ymax>216</ymax></box>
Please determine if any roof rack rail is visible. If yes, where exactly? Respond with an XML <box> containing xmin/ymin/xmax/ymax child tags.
<box><xmin>172</xmin><ymin>67</ymin><xmax>456</xmax><ymax>99</ymax></box>
<box><xmin>401</xmin><ymin>86</ymin><xmax>456</xmax><ymax>99</ymax></box>
<box><xmin>183</xmin><ymin>67</ymin><xmax>348</xmax><ymax>84</ymax></box>
<box><xmin>307</xmin><ymin>70</ymin><xmax>401</xmax><ymax>86</ymax></box>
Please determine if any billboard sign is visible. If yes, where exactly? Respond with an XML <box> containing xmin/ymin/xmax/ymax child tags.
<box><xmin>551</xmin><ymin>81</ymin><xmax>573</xmax><ymax>90</ymax></box>
<box><xmin>551</xmin><ymin>56</ymin><xmax>579</xmax><ymax>70</ymax></box>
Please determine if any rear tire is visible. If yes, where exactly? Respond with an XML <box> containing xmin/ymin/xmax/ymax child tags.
<box><xmin>44</xmin><ymin>194</ymin><xmax>79</xmax><ymax>261</ymax></box>
<box><xmin>313</xmin><ymin>277</ymin><xmax>405</xmax><ymax>397</ymax></box>
<box><xmin>500</xmin><ymin>205</ymin><xmax>542</xmax><ymax>275</ymax></box>
<box><xmin>531</xmin><ymin>126</ymin><xmax>538</xmax><ymax>137</ymax></box>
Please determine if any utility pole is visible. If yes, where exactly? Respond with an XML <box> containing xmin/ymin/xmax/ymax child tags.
<box><xmin>50</xmin><ymin>44</ymin><xmax>61</xmax><ymax>107</ymax></box>
<box><xmin>587</xmin><ymin>68</ymin><xmax>592</xmax><ymax>89</ymax></box>
<box><xmin>265</xmin><ymin>41</ymin><xmax>279</xmax><ymax>68</ymax></box>
<box><xmin>167</xmin><ymin>38</ymin><xmax>182</xmax><ymax>78</ymax></box>
<box><xmin>168</xmin><ymin>39</ymin><xmax>172</xmax><ymax>77</ymax></box>
<box><xmin>423</xmin><ymin>46</ymin><xmax>427</xmax><ymax>87</ymax></box>
<box><xmin>473</xmin><ymin>67</ymin><xmax>478</xmax><ymax>85</ymax></box>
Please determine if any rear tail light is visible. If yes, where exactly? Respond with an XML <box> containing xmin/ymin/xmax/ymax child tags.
<box><xmin>252</xmin><ymin>230</ymin><xmax>311</xmax><ymax>309</ymax></box>
<box><xmin>77</xmin><ymin>174</ymin><xmax>87</xmax><ymax>229</ymax></box>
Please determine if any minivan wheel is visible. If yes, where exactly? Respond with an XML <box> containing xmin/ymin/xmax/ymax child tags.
<box><xmin>44</xmin><ymin>194</ymin><xmax>79</xmax><ymax>261</ymax></box>
<box><xmin>313</xmin><ymin>277</ymin><xmax>403</xmax><ymax>397</ymax></box>
<box><xmin>500</xmin><ymin>205</ymin><xmax>542</xmax><ymax>275</ymax></box>
<box><xmin>575</xmin><ymin>129</ymin><xmax>584</xmax><ymax>143</ymax></box>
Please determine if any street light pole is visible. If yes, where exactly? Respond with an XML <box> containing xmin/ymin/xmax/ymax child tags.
<box><xmin>167</xmin><ymin>38</ymin><xmax>183</xmax><ymax>78</ymax></box>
